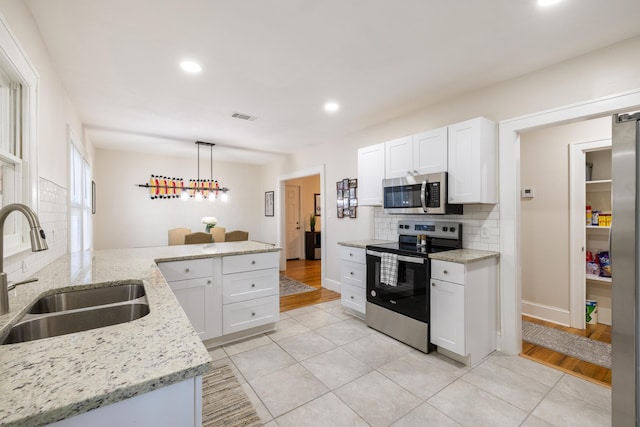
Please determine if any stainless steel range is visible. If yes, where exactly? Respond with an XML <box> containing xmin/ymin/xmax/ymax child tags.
<box><xmin>365</xmin><ymin>220</ymin><xmax>462</xmax><ymax>353</ymax></box>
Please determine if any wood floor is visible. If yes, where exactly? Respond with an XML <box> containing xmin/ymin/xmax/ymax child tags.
<box><xmin>280</xmin><ymin>259</ymin><xmax>340</xmax><ymax>312</ymax></box>
<box><xmin>521</xmin><ymin>315</ymin><xmax>611</xmax><ymax>387</ymax></box>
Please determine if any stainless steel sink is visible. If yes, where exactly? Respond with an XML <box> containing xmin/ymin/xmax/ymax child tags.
<box><xmin>1</xmin><ymin>281</ymin><xmax>149</xmax><ymax>345</ymax></box>
<box><xmin>2</xmin><ymin>303</ymin><xmax>150</xmax><ymax>344</ymax></box>
<box><xmin>29</xmin><ymin>282</ymin><xmax>145</xmax><ymax>314</ymax></box>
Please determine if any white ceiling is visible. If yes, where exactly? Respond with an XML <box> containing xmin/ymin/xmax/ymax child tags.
<box><xmin>25</xmin><ymin>0</ymin><xmax>640</xmax><ymax>164</ymax></box>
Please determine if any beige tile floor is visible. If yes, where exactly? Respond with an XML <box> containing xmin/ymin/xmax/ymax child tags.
<box><xmin>208</xmin><ymin>300</ymin><xmax>611</xmax><ymax>427</ymax></box>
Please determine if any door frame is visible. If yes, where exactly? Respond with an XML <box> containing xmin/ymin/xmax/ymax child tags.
<box><xmin>499</xmin><ymin>88</ymin><xmax>640</xmax><ymax>355</ymax></box>
<box><xmin>277</xmin><ymin>165</ymin><xmax>326</xmax><ymax>278</ymax></box>
<box><xmin>569</xmin><ymin>138</ymin><xmax>611</xmax><ymax>329</ymax></box>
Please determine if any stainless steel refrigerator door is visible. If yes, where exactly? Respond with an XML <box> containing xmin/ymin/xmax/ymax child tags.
<box><xmin>611</xmin><ymin>112</ymin><xmax>640</xmax><ymax>426</ymax></box>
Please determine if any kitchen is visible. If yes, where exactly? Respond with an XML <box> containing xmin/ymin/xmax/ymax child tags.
<box><xmin>1</xmin><ymin>0</ymin><xmax>640</xmax><ymax>426</ymax></box>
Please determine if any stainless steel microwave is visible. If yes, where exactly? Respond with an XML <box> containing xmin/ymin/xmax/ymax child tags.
<box><xmin>382</xmin><ymin>172</ymin><xmax>463</xmax><ymax>215</ymax></box>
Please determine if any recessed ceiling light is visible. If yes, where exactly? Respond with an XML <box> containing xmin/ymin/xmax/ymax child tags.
<box><xmin>537</xmin><ymin>0</ymin><xmax>561</xmax><ymax>6</ymax></box>
<box><xmin>324</xmin><ymin>102</ymin><xmax>339</xmax><ymax>112</ymax></box>
<box><xmin>180</xmin><ymin>60</ymin><xmax>202</xmax><ymax>73</ymax></box>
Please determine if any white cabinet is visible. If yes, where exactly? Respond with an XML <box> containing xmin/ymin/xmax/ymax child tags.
<box><xmin>339</xmin><ymin>245</ymin><xmax>366</xmax><ymax>315</ymax></box>
<box><xmin>222</xmin><ymin>252</ymin><xmax>279</xmax><ymax>334</ymax></box>
<box><xmin>157</xmin><ymin>258</ymin><xmax>221</xmax><ymax>340</ymax></box>
<box><xmin>447</xmin><ymin>117</ymin><xmax>497</xmax><ymax>204</ymax></box>
<box><xmin>385</xmin><ymin>128</ymin><xmax>448</xmax><ymax>179</ymax></box>
<box><xmin>430</xmin><ymin>258</ymin><xmax>497</xmax><ymax>366</ymax></box>
<box><xmin>357</xmin><ymin>143</ymin><xmax>385</xmax><ymax>206</ymax></box>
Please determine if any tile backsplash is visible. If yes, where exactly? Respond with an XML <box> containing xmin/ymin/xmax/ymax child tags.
<box><xmin>373</xmin><ymin>204</ymin><xmax>500</xmax><ymax>252</ymax></box>
<box><xmin>3</xmin><ymin>178</ymin><xmax>67</xmax><ymax>281</ymax></box>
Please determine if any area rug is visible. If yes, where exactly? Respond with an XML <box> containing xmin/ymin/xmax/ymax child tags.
<box><xmin>202</xmin><ymin>361</ymin><xmax>261</xmax><ymax>426</ymax></box>
<box><xmin>522</xmin><ymin>320</ymin><xmax>611</xmax><ymax>369</ymax></box>
<box><xmin>280</xmin><ymin>274</ymin><xmax>316</xmax><ymax>296</ymax></box>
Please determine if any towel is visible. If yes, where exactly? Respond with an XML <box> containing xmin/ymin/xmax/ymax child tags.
<box><xmin>380</xmin><ymin>253</ymin><xmax>399</xmax><ymax>287</ymax></box>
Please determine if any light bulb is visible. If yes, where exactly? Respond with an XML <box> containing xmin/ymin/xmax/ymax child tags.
<box><xmin>181</xmin><ymin>192</ymin><xmax>189</xmax><ymax>201</ymax></box>
<box><xmin>195</xmin><ymin>191</ymin><xmax>203</xmax><ymax>201</ymax></box>
<box><xmin>208</xmin><ymin>192</ymin><xmax>216</xmax><ymax>201</ymax></box>
<box><xmin>221</xmin><ymin>192</ymin><xmax>229</xmax><ymax>202</ymax></box>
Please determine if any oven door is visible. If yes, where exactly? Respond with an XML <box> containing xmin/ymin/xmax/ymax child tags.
<box><xmin>366</xmin><ymin>250</ymin><xmax>430</xmax><ymax>322</ymax></box>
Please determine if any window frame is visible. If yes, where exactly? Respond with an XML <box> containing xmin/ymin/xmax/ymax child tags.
<box><xmin>0</xmin><ymin>14</ymin><xmax>40</xmax><ymax>257</ymax></box>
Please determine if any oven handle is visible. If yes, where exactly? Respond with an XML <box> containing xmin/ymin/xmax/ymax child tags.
<box><xmin>366</xmin><ymin>250</ymin><xmax>425</xmax><ymax>264</ymax></box>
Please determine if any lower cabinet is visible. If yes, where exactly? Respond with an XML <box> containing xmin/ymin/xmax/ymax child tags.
<box><xmin>157</xmin><ymin>251</ymin><xmax>280</xmax><ymax>342</ymax></box>
<box><xmin>339</xmin><ymin>245</ymin><xmax>366</xmax><ymax>315</ymax></box>
<box><xmin>157</xmin><ymin>258</ymin><xmax>220</xmax><ymax>341</ymax></box>
<box><xmin>430</xmin><ymin>257</ymin><xmax>497</xmax><ymax>366</ymax></box>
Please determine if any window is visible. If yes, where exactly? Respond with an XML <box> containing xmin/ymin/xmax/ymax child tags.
<box><xmin>69</xmin><ymin>136</ymin><xmax>91</xmax><ymax>252</ymax></box>
<box><xmin>0</xmin><ymin>15</ymin><xmax>39</xmax><ymax>256</ymax></box>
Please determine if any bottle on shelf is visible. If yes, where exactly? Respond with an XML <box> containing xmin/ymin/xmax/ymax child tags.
<box><xmin>586</xmin><ymin>204</ymin><xmax>592</xmax><ymax>226</ymax></box>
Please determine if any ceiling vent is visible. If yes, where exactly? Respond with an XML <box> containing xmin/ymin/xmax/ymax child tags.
<box><xmin>231</xmin><ymin>112</ymin><xmax>257</xmax><ymax>121</ymax></box>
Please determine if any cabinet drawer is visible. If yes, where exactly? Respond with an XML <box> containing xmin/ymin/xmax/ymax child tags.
<box><xmin>341</xmin><ymin>283</ymin><xmax>366</xmax><ymax>314</ymax></box>
<box><xmin>223</xmin><ymin>252</ymin><xmax>279</xmax><ymax>274</ymax></box>
<box><xmin>431</xmin><ymin>260</ymin><xmax>465</xmax><ymax>284</ymax></box>
<box><xmin>157</xmin><ymin>258</ymin><xmax>212</xmax><ymax>282</ymax></box>
<box><xmin>340</xmin><ymin>261</ymin><xmax>366</xmax><ymax>288</ymax></box>
<box><xmin>223</xmin><ymin>268</ymin><xmax>278</xmax><ymax>304</ymax></box>
<box><xmin>339</xmin><ymin>246</ymin><xmax>365</xmax><ymax>264</ymax></box>
<box><xmin>222</xmin><ymin>295</ymin><xmax>279</xmax><ymax>335</ymax></box>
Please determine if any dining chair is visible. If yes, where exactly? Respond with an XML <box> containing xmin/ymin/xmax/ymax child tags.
<box><xmin>210</xmin><ymin>226</ymin><xmax>226</xmax><ymax>242</ymax></box>
<box><xmin>184</xmin><ymin>232</ymin><xmax>214</xmax><ymax>245</ymax></box>
<box><xmin>168</xmin><ymin>228</ymin><xmax>191</xmax><ymax>245</ymax></box>
<box><xmin>225</xmin><ymin>230</ymin><xmax>249</xmax><ymax>242</ymax></box>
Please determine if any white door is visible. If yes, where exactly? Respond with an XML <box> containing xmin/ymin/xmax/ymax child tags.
<box><xmin>285</xmin><ymin>185</ymin><xmax>301</xmax><ymax>259</ymax></box>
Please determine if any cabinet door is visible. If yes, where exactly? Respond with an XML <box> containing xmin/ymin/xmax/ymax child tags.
<box><xmin>447</xmin><ymin>117</ymin><xmax>497</xmax><ymax>204</ymax></box>
<box><xmin>385</xmin><ymin>136</ymin><xmax>414</xmax><ymax>178</ymax></box>
<box><xmin>358</xmin><ymin>143</ymin><xmax>385</xmax><ymax>206</ymax></box>
<box><xmin>413</xmin><ymin>127</ymin><xmax>448</xmax><ymax>175</ymax></box>
<box><xmin>341</xmin><ymin>283</ymin><xmax>366</xmax><ymax>314</ymax></box>
<box><xmin>430</xmin><ymin>278</ymin><xmax>465</xmax><ymax>355</ymax></box>
<box><xmin>169</xmin><ymin>277</ymin><xmax>214</xmax><ymax>340</ymax></box>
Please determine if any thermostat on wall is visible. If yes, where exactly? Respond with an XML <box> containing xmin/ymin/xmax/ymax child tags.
<box><xmin>521</xmin><ymin>188</ymin><xmax>535</xmax><ymax>198</ymax></box>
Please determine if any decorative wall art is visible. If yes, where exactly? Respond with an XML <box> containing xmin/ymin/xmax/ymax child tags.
<box><xmin>265</xmin><ymin>191</ymin><xmax>274</xmax><ymax>217</ymax></box>
<box><xmin>336</xmin><ymin>178</ymin><xmax>357</xmax><ymax>218</ymax></box>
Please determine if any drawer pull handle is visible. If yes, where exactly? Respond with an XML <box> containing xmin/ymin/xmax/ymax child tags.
<box><xmin>207</xmin><ymin>280</ymin><xmax>212</xmax><ymax>284</ymax></box>
<box><xmin>350</xmin><ymin>272</ymin><xmax>354</xmax><ymax>275</ymax></box>
<box><xmin>443</xmin><ymin>270</ymin><xmax>448</xmax><ymax>274</ymax></box>
<box><xmin>251</xmin><ymin>312</ymin><xmax>256</xmax><ymax>317</ymax></box>
<box><xmin>185</xmin><ymin>268</ymin><xmax>190</xmax><ymax>273</ymax></box>
<box><xmin>432</xmin><ymin>283</ymin><xmax>435</xmax><ymax>287</ymax></box>
<box><xmin>251</xmin><ymin>283</ymin><xmax>256</xmax><ymax>288</ymax></box>
<box><xmin>350</xmin><ymin>296</ymin><xmax>354</xmax><ymax>299</ymax></box>
<box><xmin>251</xmin><ymin>261</ymin><xmax>256</xmax><ymax>265</ymax></box>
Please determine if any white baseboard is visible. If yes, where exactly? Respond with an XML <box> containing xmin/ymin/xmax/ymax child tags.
<box><xmin>521</xmin><ymin>300</ymin><xmax>570</xmax><ymax>326</ymax></box>
<box><xmin>323</xmin><ymin>277</ymin><xmax>341</xmax><ymax>293</ymax></box>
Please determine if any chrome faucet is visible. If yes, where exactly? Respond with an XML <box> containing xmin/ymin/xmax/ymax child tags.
<box><xmin>0</xmin><ymin>203</ymin><xmax>48</xmax><ymax>315</ymax></box>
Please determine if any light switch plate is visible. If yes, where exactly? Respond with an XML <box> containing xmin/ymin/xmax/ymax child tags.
<box><xmin>521</xmin><ymin>188</ymin><xmax>535</xmax><ymax>198</ymax></box>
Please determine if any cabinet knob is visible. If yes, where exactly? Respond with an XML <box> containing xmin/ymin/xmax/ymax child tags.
<box><xmin>251</xmin><ymin>312</ymin><xmax>256</xmax><ymax>317</ymax></box>
<box><xmin>443</xmin><ymin>270</ymin><xmax>448</xmax><ymax>274</ymax></box>
<box><xmin>349</xmin><ymin>253</ymin><xmax>353</xmax><ymax>257</ymax></box>
<box><xmin>350</xmin><ymin>272</ymin><xmax>354</xmax><ymax>275</ymax></box>
<box><xmin>350</xmin><ymin>296</ymin><xmax>354</xmax><ymax>299</ymax></box>
<box><xmin>251</xmin><ymin>260</ymin><xmax>256</xmax><ymax>265</ymax></box>
<box><xmin>207</xmin><ymin>280</ymin><xmax>211</xmax><ymax>284</ymax></box>
<box><xmin>432</xmin><ymin>283</ymin><xmax>435</xmax><ymax>287</ymax></box>
<box><xmin>185</xmin><ymin>268</ymin><xmax>190</xmax><ymax>273</ymax></box>
<box><xmin>251</xmin><ymin>283</ymin><xmax>256</xmax><ymax>288</ymax></box>
<box><xmin>413</xmin><ymin>170</ymin><xmax>418</xmax><ymax>175</ymax></box>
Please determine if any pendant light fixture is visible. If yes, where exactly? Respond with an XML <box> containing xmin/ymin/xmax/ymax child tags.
<box><xmin>136</xmin><ymin>140</ymin><xmax>230</xmax><ymax>201</ymax></box>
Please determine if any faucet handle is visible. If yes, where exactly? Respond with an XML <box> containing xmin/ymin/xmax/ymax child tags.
<box><xmin>7</xmin><ymin>277</ymin><xmax>38</xmax><ymax>292</ymax></box>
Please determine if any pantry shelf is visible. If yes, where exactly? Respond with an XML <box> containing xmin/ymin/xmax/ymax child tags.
<box><xmin>586</xmin><ymin>179</ymin><xmax>612</xmax><ymax>192</ymax></box>
<box><xmin>586</xmin><ymin>274</ymin><xmax>612</xmax><ymax>284</ymax></box>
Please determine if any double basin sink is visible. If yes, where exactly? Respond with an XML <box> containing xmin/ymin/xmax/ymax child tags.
<box><xmin>1</xmin><ymin>281</ymin><xmax>150</xmax><ymax>345</ymax></box>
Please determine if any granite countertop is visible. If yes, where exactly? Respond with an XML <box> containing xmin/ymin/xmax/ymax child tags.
<box><xmin>0</xmin><ymin>241</ymin><xmax>280</xmax><ymax>426</ymax></box>
<box><xmin>428</xmin><ymin>248</ymin><xmax>500</xmax><ymax>264</ymax></box>
<box><xmin>338</xmin><ymin>239</ymin><xmax>395</xmax><ymax>249</ymax></box>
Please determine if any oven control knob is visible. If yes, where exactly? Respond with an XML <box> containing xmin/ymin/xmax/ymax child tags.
<box><xmin>370</xmin><ymin>290</ymin><xmax>377</xmax><ymax>297</ymax></box>
<box><xmin>442</xmin><ymin>227</ymin><xmax>448</xmax><ymax>232</ymax></box>
<box><xmin>450</xmin><ymin>227</ymin><xmax>456</xmax><ymax>232</ymax></box>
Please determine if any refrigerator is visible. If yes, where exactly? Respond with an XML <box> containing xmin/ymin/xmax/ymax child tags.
<box><xmin>612</xmin><ymin>111</ymin><xmax>640</xmax><ymax>426</ymax></box>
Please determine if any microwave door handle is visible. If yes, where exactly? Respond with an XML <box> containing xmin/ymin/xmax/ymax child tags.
<box><xmin>421</xmin><ymin>181</ymin><xmax>428</xmax><ymax>212</ymax></box>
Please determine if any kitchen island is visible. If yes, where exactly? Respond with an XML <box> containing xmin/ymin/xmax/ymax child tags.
<box><xmin>0</xmin><ymin>241</ymin><xmax>280</xmax><ymax>426</ymax></box>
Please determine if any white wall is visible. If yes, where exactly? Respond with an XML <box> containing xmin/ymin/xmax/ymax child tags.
<box><xmin>520</xmin><ymin>116</ymin><xmax>611</xmax><ymax>320</ymax></box>
<box><xmin>261</xmin><ymin>35</ymin><xmax>640</xmax><ymax>290</ymax></box>
<box><xmin>93</xmin><ymin>148</ymin><xmax>264</xmax><ymax>249</ymax></box>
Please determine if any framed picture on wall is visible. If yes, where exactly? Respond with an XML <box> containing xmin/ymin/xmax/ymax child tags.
<box><xmin>314</xmin><ymin>193</ymin><xmax>321</xmax><ymax>216</ymax></box>
<box><xmin>265</xmin><ymin>191</ymin><xmax>274</xmax><ymax>216</ymax></box>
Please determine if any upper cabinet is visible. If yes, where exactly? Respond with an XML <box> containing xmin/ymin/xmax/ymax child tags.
<box><xmin>358</xmin><ymin>142</ymin><xmax>385</xmax><ymax>206</ymax></box>
<box><xmin>385</xmin><ymin>127</ymin><xmax>448</xmax><ymax>179</ymax></box>
<box><xmin>357</xmin><ymin>117</ymin><xmax>497</xmax><ymax>207</ymax></box>
<box><xmin>447</xmin><ymin>117</ymin><xmax>497</xmax><ymax>204</ymax></box>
